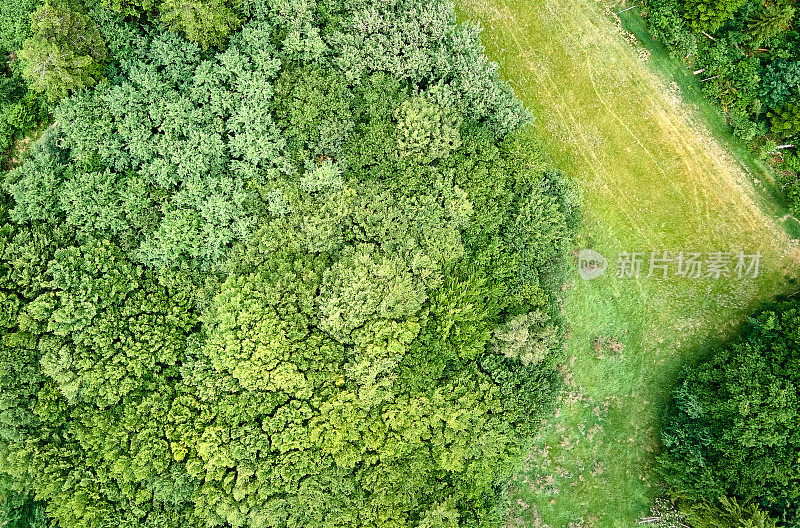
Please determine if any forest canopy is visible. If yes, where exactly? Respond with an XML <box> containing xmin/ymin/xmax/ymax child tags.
<box><xmin>0</xmin><ymin>0</ymin><xmax>577</xmax><ymax>527</ymax></box>
<box><xmin>658</xmin><ymin>296</ymin><xmax>800</xmax><ymax>527</ymax></box>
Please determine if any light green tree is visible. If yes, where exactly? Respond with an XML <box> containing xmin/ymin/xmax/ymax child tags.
<box><xmin>747</xmin><ymin>2</ymin><xmax>795</xmax><ymax>44</ymax></box>
<box><xmin>682</xmin><ymin>0</ymin><xmax>748</xmax><ymax>33</ymax></box>
<box><xmin>395</xmin><ymin>95</ymin><xmax>462</xmax><ymax>161</ymax></box>
<box><xmin>684</xmin><ymin>497</ymin><xmax>778</xmax><ymax>528</ymax></box>
<box><xmin>158</xmin><ymin>0</ymin><xmax>240</xmax><ymax>49</ymax></box>
<box><xmin>19</xmin><ymin>2</ymin><xmax>107</xmax><ymax>102</ymax></box>
<box><xmin>492</xmin><ymin>311</ymin><xmax>559</xmax><ymax>366</ymax></box>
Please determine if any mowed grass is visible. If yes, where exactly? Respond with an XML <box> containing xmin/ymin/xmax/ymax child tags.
<box><xmin>456</xmin><ymin>0</ymin><xmax>800</xmax><ymax>527</ymax></box>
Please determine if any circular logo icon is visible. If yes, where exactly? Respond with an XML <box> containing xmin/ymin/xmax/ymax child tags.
<box><xmin>577</xmin><ymin>249</ymin><xmax>607</xmax><ymax>280</ymax></box>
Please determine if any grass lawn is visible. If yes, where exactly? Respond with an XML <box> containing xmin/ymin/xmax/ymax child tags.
<box><xmin>455</xmin><ymin>0</ymin><xmax>800</xmax><ymax>526</ymax></box>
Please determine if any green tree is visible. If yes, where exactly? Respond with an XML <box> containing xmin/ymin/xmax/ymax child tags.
<box><xmin>761</xmin><ymin>61</ymin><xmax>800</xmax><ymax>110</ymax></box>
<box><xmin>19</xmin><ymin>2</ymin><xmax>107</xmax><ymax>102</ymax></box>
<box><xmin>659</xmin><ymin>298</ymin><xmax>800</xmax><ymax>525</ymax></box>
<box><xmin>101</xmin><ymin>0</ymin><xmax>156</xmax><ymax>19</ymax></box>
<box><xmin>491</xmin><ymin>311</ymin><xmax>559</xmax><ymax>366</ymax></box>
<box><xmin>158</xmin><ymin>0</ymin><xmax>240</xmax><ymax>49</ymax></box>
<box><xmin>682</xmin><ymin>0</ymin><xmax>749</xmax><ymax>33</ymax></box>
<box><xmin>0</xmin><ymin>0</ymin><xmax>38</xmax><ymax>52</ymax></box>
<box><xmin>395</xmin><ymin>95</ymin><xmax>462</xmax><ymax>161</ymax></box>
<box><xmin>747</xmin><ymin>2</ymin><xmax>796</xmax><ymax>44</ymax></box>
<box><xmin>0</xmin><ymin>486</ymin><xmax>51</xmax><ymax>528</ymax></box>
<box><xmin>682</xmin><ymin>496</ymin><xmax>779</xmax><ymax>528</ymax></box>
<box><xmin>769</xmin><ymin>103</ymin><xmax>800</xmax><ymax>139</ymax></box>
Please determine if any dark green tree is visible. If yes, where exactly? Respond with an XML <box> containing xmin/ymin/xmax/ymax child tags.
<box><xmin>770</xmin><ymin>103</ymin><xmax>800</xmax><ymax>139</ymax></box>
<box><xmin>659</xmin><ymin>298</ymin><xmax>800</xmax><ymax>525</ymax></box>
<box><xmin>682</xmin><ymin>0</ymin><xmax>748</xmax><ymax>33</ymax></box>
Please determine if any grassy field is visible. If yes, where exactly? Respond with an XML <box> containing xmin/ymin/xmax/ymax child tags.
<box><xmin>455</xmin><ymin>0</ymin><xmax>800</xmax><ymax>526</ymax></box>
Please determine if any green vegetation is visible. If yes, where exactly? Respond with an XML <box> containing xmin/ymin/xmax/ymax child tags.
<box><xmin>20</xmin><ymin>2</ymin><xmax>108</xmax><ymax>102</ymax></box>
<box><xmin>0</xmin><ymin>0</ymin><xmax>794</xmax><ymax>526</ymax></box>
<box><xmin>659</xmin><ymin>297</ymin><xmax>800</xmax><ymax>527</ymax></box>
<box><xmin>0</xmin><ymin>0</ymin><xmax>577</xmax><ymax>527</ymax></box>
<box><xmin>640</xmin><ymin>0</ymin><xmax>800</xmax><ymax>214</ymax></box>
<box><xmin>0</xmin><ymin>0</ymin><xmax>49</xmax><ymax>163</ymax></box>
<box><xmin>456</xmin><ymin>0</ymin><xmax>797</xmax><ymax>526</ymax></box>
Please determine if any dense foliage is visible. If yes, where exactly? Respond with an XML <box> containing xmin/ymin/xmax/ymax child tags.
<box><xmin>641</xmin><ymin>0</ymin><xmax>800</xmax><ymax>213</ymax></box>
<box><xmin>0</xmin><ymin>0</ymin><xmax>577</xmax><ymax>526</ymax></box>
<box><xmin>0</xmin><ymin>0</ymin><xmax>49</xmax><ymax>162</ymax></box>
<box><xmin>658</xmin><ymin>297</ymin><xmax>800</xmax><ymax>527</ymax></box>
<box><xmin>20</xmin><ymin>2</ymin><xmax>108</xmax><ymax>102</ymax></box>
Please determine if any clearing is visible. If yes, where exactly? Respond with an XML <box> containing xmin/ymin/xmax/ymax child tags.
<box><xmin>456</xmin><ymin>0</ymin><xmax>800</xmax><ymax>526</ymax></box>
